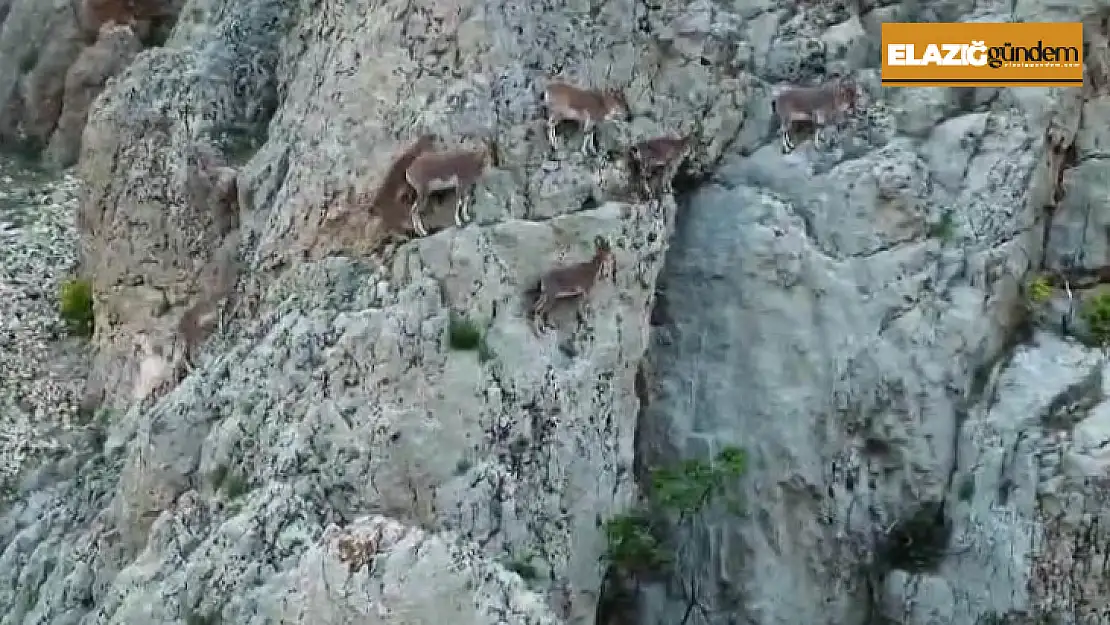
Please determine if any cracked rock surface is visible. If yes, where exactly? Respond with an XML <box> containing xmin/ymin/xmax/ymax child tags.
<box><xmin>0</xmin><ymin>157</ymin><xmax>86</xmax><ymax>505</ymax></box>
<box><xmin>5</xmin><ymin>0</ymin><xmax>1110</xmax><ymax>623</ymax></box>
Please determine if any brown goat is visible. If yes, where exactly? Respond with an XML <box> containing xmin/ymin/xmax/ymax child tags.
<box><xmin>405</xmin><ymin>142</ymin><xmax>491</xmax><ymax>237</ymax></box>
<box><xmin>629</xmin><ymin>135</ymin><xmax>693</xmax><ymax>200</ymax></box>
<box><xmin>544</xmin><ymin>80</ymin><xmax>632</xmax><ymax>156</ymax></box>
<box><xmin>773</xmin><ymin>76</ymin><xmax>859</xmax><ymax>152</ymax></box>
<box><xmin>368</xmin><ymin>134</ymin><xmax>436</xmax><ymax>234</ymax></box>
<box><xmin>531</xmin><ymin>236</ymin><xmax>615</xmax><ymax>335</ymax></box>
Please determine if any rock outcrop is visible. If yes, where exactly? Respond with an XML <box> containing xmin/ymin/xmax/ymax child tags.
<box><xmin>0</xmin><ymin>0</ymin><xmax>182</xmax><ymax>166</ymax></box>
<box><xmin>3</xmin><ymin>0</ymin><xmax>1110</xmax><ymax>623</ymax></box>
<box><xmin>45</xmin><ymin>22</ymin><xmax>143</xmax><ymax>167</ymax></box>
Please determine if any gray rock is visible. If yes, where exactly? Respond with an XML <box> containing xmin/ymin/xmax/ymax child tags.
<box><xmin>45</xmin><ymin>23</ymin><xmax>143</xmax><ymax>168</ymax></box>
<box><xmin>5</xmin><ymin>0</ymin><xmax>1110</xmax><ymax>624</ymax></box>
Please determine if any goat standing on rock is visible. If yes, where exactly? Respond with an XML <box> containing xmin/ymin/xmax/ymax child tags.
<box><xmin>405</xmin><ymin>140</ymin><xmax>493</xmax><ymax>237</ymax></box>
<box><xmin>367</xmin><ymin>134</ymin><xmax>435</xmax><ymax>235</ymax></box>
<box><xmin>544</xmin><ymin>80</ymin><xmax>632</xmax><ymax>156</ymax></box>
<box><xmin>629</xmin><ymin>135</ymin><xmax>693</xmax><ymax>201</ymax></box>
<box><xmin>773</xmin><ymin>76</ymin><xmax>859</xmax><ymax>152</ymax></box>
<box><xmin>531</xmin><ymin>236</ymin><xmax>615</xmax><ymax>335</ymax></box>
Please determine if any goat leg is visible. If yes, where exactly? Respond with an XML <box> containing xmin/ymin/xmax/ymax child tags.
<box><xmin>531</xmin><ymin>308</ymin><xmax>549</xmax><ymax>336</ymax></box>
<box><xmin>531</xmin><ymin>293</ymin><xmax>550</xmax><ymax>335</ymax></box>
<box><xmin>574</xmin><ymin>298</ymin><xmax>589</xmax><ymax>327</ymax></box>
<box><xmin>462</xmin><ymin>188</ymin><xmax>475</xmax><ymax>225</ymax></box>
<box><xmin>547</xmin><ymin>117</ymin><xmax>561</xmax><ymax>150</ymax></box>
<box><xmin>410</xmin><ymin>197</ymin><xmax>428</xmax><ymax>237</ymax></box>
<box><xmin>454</xmin><ymin>191</ymin><xmax>469</xmax><ymax>228</ymax></box>
<box><xmin>581</xmin><ymin>119</ymin><xmax>595</xmax><ymax>157</ymax></box>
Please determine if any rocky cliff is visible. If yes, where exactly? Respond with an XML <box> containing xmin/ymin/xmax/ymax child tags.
<box><xmin>3</xmin><ymin>0</ymin><xmax>1110</xmax><ymax>623</ymax></box>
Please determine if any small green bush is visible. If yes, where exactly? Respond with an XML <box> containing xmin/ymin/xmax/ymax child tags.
<box><xmin>602</xmin><ymin>446</ymin><xmax>748</xmax><ymax>577</ymax></box>
<box><xmin>58</xmin><ymin>278</ymin><xmax>94</xmax><ymax>337</ymax></box>
<box><xmin>956</xmin><ymin>475</ymin><xmax>975</xmax><ymax>502</ymax></box>
<box><xmin>602</xmin><ymin>512</ymin><xmax>669</xmax><ymax>574</ymax></box>
<box><xmin>1026</xmin><ymin>275</ymin><xmax>1053</xmax><ymax>305</ymax></box>
<box><xmin>1080</xmin><ymin>292</ymin><xmax>1110</xmax><ymax>346</ymax></box>
<box><xmin>185</xmin><ymin>610</ymin><xmax>221</xmax><ymax>625</ymax></box>
<box><xmin>652</xmin><ymin>446</ymin><xmax>747</xmax><ymax>516</ymax></box>
<box><xmin>926</xmin><ymin>210</ymin><xmax>956</xmax><ymax>242</ymax></box>
<box><xmin>448</xmin><ymin>314</ymin><xmax>483</xmax><ymax>351</ymax></box>
<box><xmin>221</xmin><ymin>472</ymin><xmax>249</xmax><ymax>499</ymax></box>
<box><xmin>209</xmin><ymin>465</ymin><xmax>249</xmax><ymax>499</ymax></box>
<box><xmin>505</xmin><ymin>552</ymin><xmax>539</xmax><ymax>580</ymax></box>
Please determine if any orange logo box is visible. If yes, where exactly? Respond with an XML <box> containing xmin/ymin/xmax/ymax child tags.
<box><xmin>881</xmin><ymin>22</ymin><xmax>1083</xmax><ymax>87</ymax></box>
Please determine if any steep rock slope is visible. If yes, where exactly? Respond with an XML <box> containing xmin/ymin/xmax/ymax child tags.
<box><xmin>635</xmin><ymin>1</ymin><xmax>1110</xmax><ymax>624</ymax></box>
<box><xmin>0</xmin><ymin>0</ymin><xmax>182</xmax><ymax>165</ymax></box>
<box><xmin>3</xmin><ymin>0</ymin><xmax>748</xmax><ymax>622</ymax></box>
<box><xmin>2</xmin><ymin>0</ymin><xmax>1110</xmax><ymax>624</ymax></box>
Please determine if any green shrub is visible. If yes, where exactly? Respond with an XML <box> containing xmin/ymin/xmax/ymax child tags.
<box><xmin>652</xmin><ymin>446</ymin><xmax>747</xmax><ymax>516</ymax></box>
<box><xmin>956</xmin><ymin>475</ymin><xmax>975</xmax><ymax>502</ymax></box>
<box><xmin>926</xmin><ymin>210</ymin><xmax>956</xmax><ymax>241</ymax></box>
<box><xmin>185</xmin><ymin>610</ymin><xmax>221</xmax><ymax>625</ymax></box>
<box><xmin>1080</xmin><ymin>292</ymin><xmax>1110</xmax><ymax>346</ymax></box>
<box><xmin>602</xmin><ymin>512</ymin><xmax>669</xmax><ymax>574</ymax></box>
<box><xmin>602</xmin><ymin>446</ymin><xmax>748</xmax><ymax>577</ymax></box>
<box><xmin>221</xmin><ymin>472</ymin><xmax>249</xmax><ymax>499</ymax></box>
<box><xmin>209</xmin><ymin>465</ymin><xmax>249</xmax><ymax>499</ymax></box>
<box><xmin>58</xmin><ymin>278</ymin><xmax>94</xmax><ymax>337</ymax></box>
<box><xmin>448</xmin><ymin>314</ymin><xmax>483</xmax><ymax>351</ymax></box>
<box><xmin>505</xmin><ymin>552</ymin><xmax>539</xmax><ymax>580</ymax></box>
<box><xmin>1026</xmin><ymin>275</ymin><xmax>1053</xmax><ymax>305</ymax></box>
<box><xmin>211</xmin><ymin>122</ymin><xmax>268</xmax><ymax>166</ymax></box>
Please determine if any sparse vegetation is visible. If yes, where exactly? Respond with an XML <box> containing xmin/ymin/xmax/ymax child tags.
<box><xmin>957</xmin><ymin>474</ymin><xmax>975</xmax><ymax>502</ymax></box>
<box><xmin>223</xmin><ymin>473</ymin><xmax>249</xmax><ymax>499</ymax></box>
<box><xmin>976</xmin><ymin>612</ymin><xmax>1006</xmax><ymax>625</ymax></box>
<box><xmin>454</xmin><ymin>457</ymin><xmax>472</xmax><ymax>475</ymax></box>
<box><xmin>209</xmin><ymin>465</ymin><xmax>249</xmax><ymax>499</ymax></box>
<box><xmin>927</xmin><ymin>210</ymin><xmax>956</xmax><ymax>242</ymax></box>
<box><xmin>18</xmin><ymin>50</ymin><xmax>38</xmax><ymax>73</ymax></box>
<box><xmin>1</xmin><ymin>136</ymin><xmax>46</xmax><ymax>167</ymax></box>
<box><xmin>185</xmin><ymin>610</ymin><xmax>221</xmax><ymax>625</ymax></box>
<box><xmin>448</xmin><ymin>313</ymin><xmax>484</xmax><ymax>351</ymax></box>
<box><xmin>1025</xmin><ymin>274</ymin><xmax>1053</xmax><ymax>305</ymax></box>
<box><xmin>603</xmin><ymin>511</ymin><xmax>670</xmax><ymax>574</ymax></box>
<box><xmin>209</xmin><ymin>122</ymin><xmax>269</xmax><ymax>166</ymax></box>
<box><xmin>598</xmin><ymin>447</ymin><xmax>747</xmax><ymax>624</ymax></box>
<box><xmin>58</xmin><ymin>278</ymin><xmax>94</xmax><ymax>337</ymax></box>
<box><xmin>602</xmin><ymin>446</ymin><xmax>747</xmax><ymax>576</ymax></box>
<box><xmin>652</xmin><ymin>446</ymin><xmax>747</xmax><ymax>515</ymax></box>
<box><xmin>505</xmin><ymin>552</ymin><xmax>540</xmax><ymax>580</ymax></box>
<box><xmin>1080</xmin><ymin>291</ymin><xmax>1110</xmax><ymax>347</ymax></box>
<box><xmin>477</xmin><ymin>337</ymin><xmax>495</xmax><ymax>363</ymax></box>
<box><xmin>208</xmin><ymin>465</ymin><xmax>228</xmax><ymax>490</ymax></box>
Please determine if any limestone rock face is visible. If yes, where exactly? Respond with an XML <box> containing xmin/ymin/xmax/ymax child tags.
<box><xmin>0</xmin><ymin>0</ymin><xmax>182</xmax><ymax>166</ymax></box>
<box><xmin>45</xmin><ymin>23</ymin><xmax>144</xmax><ymax>168</ymax></box>
<box><xmin>3</xmin><ymin>0</ymin><xmax>1110</xmax><ymax>623</ymax></box>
